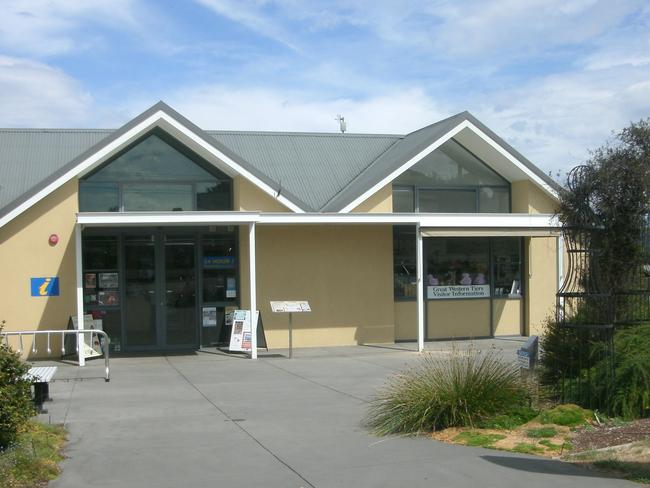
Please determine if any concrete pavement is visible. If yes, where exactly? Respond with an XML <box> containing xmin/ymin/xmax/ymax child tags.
<box><xmin>36</xmin><ymin>340</ymin><xmax>634</xmax><ymax>488</ymax></box>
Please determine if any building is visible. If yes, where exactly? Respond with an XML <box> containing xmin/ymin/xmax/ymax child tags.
<box><xmin>0</xmin><ymin>102</ymin><xmax>562</xmax><ymax>359</ymax></box>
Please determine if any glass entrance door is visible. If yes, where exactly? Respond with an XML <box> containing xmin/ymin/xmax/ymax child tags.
<box><xmin>124</xmin><ymin>232</ymin><xmax>198</xmax><ymax>350</ymax></box>
<box><xmin>124</xmin><ymin>235</ymin><xmax>157</xmax><ymax>347</ymax></box>
<box><xmin>164</xmin><ymin>235</ymin><xmax>197</xmax><ymax>347</ymax></box>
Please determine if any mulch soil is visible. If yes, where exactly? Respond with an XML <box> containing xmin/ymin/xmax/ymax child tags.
<box><xmin>571</xmin><ymin>418</ymin><xmax>650</xmax><ymax>452</ymax></box>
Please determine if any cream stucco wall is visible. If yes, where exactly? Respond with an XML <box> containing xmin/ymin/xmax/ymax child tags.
<box><xmin>0</xmin><ymin>180</ymin><xmax>78</xmax><ymax>357</ymax></box>
<box><xmin>351</xmin><ymin>184</ymin><xmax>393</xmax><ymax>213</ymax></box>
<box><xmin>234</xmin><ymin>177</ymin><xmax>290</xmax><ymax>212</ymax></box>
<box><xmin>240</xmin><ymin>225</ymin><xmax>395</xmax><ymax>347</ymax></box>
<box><xmin>492</xmin><ymin>298</ymin><xmax>523</xmax><ymax>336</ymax></box>
<box><xmin>394</xmin><ymin>300</ymin><xmax>417</xmax><ymax>340</ymax></box>
<box><xmin>511</xmin><ymin>180</ymin><xmax>558</xmax><ymax>214</ymax></box>
<box><xmin>427</xmin><ymin>299</ymin><xmax>491</xmax><ymax>339</ymax></box>
<box><xmin>526</xmin><ymin>236</ymin><xmax>558</xmax><ymax>335</ymax></box>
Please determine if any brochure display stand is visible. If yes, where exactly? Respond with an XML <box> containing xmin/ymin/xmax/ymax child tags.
<box><xmin>65</xmin><ymin>314</ymin><xmax>104</xmax><ymax>358</ymax></box>
<box><xmin>227</xmin><ymin>310</ymin><xmax>267</xmax><ymax>354</ymax></box>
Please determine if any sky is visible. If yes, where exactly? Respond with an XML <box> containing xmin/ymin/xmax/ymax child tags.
<box><xmin>1</xmin><ymin>0</ymin><xmax>649</xmax><ymax>178</ymax></box>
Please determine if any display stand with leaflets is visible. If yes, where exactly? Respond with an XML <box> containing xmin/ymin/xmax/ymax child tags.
<box><xmin>227</xmin><ymin>310</ymin><xmax>267</xmax><ymax>354</ymax></box>
<box><xmin>269</xmin><ymin>301</ymin><xmax>311</xmax><ymax>358</ymax></box>
<box><xmin>65</xmin><ymin>314</ymin><xmax>104</xmax><ymax>358</ymax></box>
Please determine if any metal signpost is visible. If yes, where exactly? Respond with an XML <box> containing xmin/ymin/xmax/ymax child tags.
<box><xmin>270</xmin><ymin>301</ymin><xmax>311</xmax><ymax>358</ymax></box>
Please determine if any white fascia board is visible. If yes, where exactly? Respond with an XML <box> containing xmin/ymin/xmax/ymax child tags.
<box><xmin>258</xmin><ymin>213</ymin><xmax>420</xmax><ymax>225</ymax></box>
<box><xmin>418</xmin><ymin>213</ymin><xmax>559</xmax><ymax>229</ymax></box>
<box><xmin>0</xmin><ymin>112</ymin><xmax>163</xmax><ymax>229</ymax></box>
<box><xmin>156</xmin><ymin>114</ymin><xmax>305</xmax><ymax>213</ymax></box>
<box><xmin>463</xmin><ymin>121</ymin><xmax>558</xmax><ymax>200</ymax></box>
<box><xmin>339</xmin><ymin>121</ymin><xmax>470</xmax><ymax>213</ymax></box>
<box><xmin>77</xmin><ymin>211</ymin><xmax>260</xmax><ymax>226</ymax></box>
<box><xmin>77</xmin><ymin>211</ymin><xmax>558</xmax><ymax>228</ymax></box>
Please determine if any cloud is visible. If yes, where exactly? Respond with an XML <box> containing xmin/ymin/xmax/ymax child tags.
<box><xmin>157</xmin><ymin>84</ymin><xmax>447</xmax><ymax>133</ymax></box>
<box><xmin>195</xmin><ymin>0</ymin><xmax>300</xmax><ymax>51</ymax></box>
<box><xmin>0</xmin><ymin>0</ymin><xmax>139</xmax><ymax>56</ymax></box>
<box><xmin>0</xmin><ymin>56</ymin><xmax>93</xmax><ymax>126</ymax></box>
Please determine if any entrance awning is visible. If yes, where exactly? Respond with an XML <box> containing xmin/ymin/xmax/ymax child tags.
<box><xmin>420</xmin><ymin>227</ymin><xmax>560</xmax><ymax>237</ymax></box>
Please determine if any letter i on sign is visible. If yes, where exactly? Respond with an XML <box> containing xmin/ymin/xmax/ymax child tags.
<box><xmin>39</xmin><ymin>278</ymin><xmax>52</xmax><ymax>296</ymax></box>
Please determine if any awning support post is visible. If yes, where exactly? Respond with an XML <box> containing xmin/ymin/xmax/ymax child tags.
<box><xmin>249</xmin><ymin>222</ymin><xmax>258</xmax><ymax>359</ymax></box>
<box><xmin>75</xmin><ymin>223</ymin><xmax>85</xmax><ymax>367</ymax></box>
<box><xmin>416</xmin><ymin>223</ymin><xmax>424</xmax><ymax>352</ymax></box>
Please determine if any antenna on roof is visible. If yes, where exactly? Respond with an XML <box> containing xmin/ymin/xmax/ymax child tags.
<box><xmin>335</xmin><ymin>114</ymin><xmax>347</xmax><ymax>133</ymax></box>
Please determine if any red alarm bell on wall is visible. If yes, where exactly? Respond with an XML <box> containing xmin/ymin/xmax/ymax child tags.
<box><xmin>48</xmin><ymin>234</ymin><xmax>59</xmax><ymax>246</ymax></box>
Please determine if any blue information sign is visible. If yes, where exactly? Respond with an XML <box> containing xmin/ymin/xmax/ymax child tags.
<box><xmin>31</xmin><ymin>277</ymin><xmax>60</xmax><ymax>297</ymax></box>
<box><xmin>203</xmin><ymin>256</ymin><xmax>236</xmax><ymax>269</ymax></box>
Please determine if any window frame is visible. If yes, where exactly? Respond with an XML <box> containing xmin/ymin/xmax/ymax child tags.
<box><xmin>79</xmin><ymin>128</ymin><xmax>234</xmax><ymax>212</ymax></box>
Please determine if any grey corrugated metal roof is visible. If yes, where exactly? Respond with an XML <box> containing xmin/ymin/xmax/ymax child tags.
<box><xmin>0</xmin><ymin>129</ymin><xmax>111</xmax><ymax>213</ymax></box>
<box><xmin>0</xmin><ymin>101</ymin><xmax>558</xmax><ymax>222</ymax></box>
<box><xmin>207</xmin><ymin>130</ymin><xmax>400</xmax><ymax>211</ymax></box>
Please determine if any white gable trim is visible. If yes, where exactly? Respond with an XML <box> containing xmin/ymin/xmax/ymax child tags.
<box><xmin>463</xmin><ymin>121</ymin><xmax>558</xmax><ymax>199</ymax></box>
<box><xmin>340</xmin><ymin>121</ymin><xmax>470</xmax><ymax>213</ymax></box>
<box><xmin>339</xmin><ymin>120</ymin><xmax>558</xmax><ymax>213</ymax></box>
<box><xmin>0</xmin><ymin>109</ymin><xmax>304</xmax><ymax>228</ymax></box>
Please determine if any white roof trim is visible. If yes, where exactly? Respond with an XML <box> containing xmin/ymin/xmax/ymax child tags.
<box><xmin>464</xmin><ymin>121</ymin><xmax>558</xmax><ymax>199</ymax></box>
<box><xmin>78</xmin><ymin>211</ymin><xmax>558</xmax><ymax>229</ymax></box>
<box><xmin>339</xmin><ymin>121</ymin><xmax>469</xmax><ymax>213</ymax></box>
<box><xmin>0</xmin><ymin>109</ymin><xmax>305</xmax><ymax>229</ymax></box>
<box><xmin>339</xmin><ymin>120</ymin><xmax>558</xmax><ymax>214</ymax></box>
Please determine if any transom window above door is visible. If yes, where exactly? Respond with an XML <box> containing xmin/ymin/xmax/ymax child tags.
<box><xmin>392</xmin><ymin>138</ymin><xmax>510</xmax><ymax>213</ymax></box>
<box><xmin>79</xmin><ymin>130</ymin><xmax>232</xmax><ymax>212</ymax></box>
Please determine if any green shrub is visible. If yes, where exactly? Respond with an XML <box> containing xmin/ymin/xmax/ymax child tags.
<box><xmin>537</xmin><ymin>404</ymin><xmax>593</xmax><ymax>426</ymax></box>
<box><xmin>453</xmin><ymin>431</ymin><xmax>505</xmax><ymax>447</ymax></box>
<box><xmin>512</xmin><ymin>442</ymin><xmax>545</xmax><ymax>454</ymax></box>
<box><xmin>477</xmin><ymin>406</ymin><xmax>538</xmax><ymax>430</ymax></box>
<box><xmin>607</xmin><ymin>324</ymin><xmax>650</xmax><ymax>418</ymax></box>
<box><xmin>0</xmin><ymin>323</ymin><xmax>35</xmax><ymax>450</ymax></box>
<box><xmin>364</xmin><ymin>348</ymin><xmax>531</xmax><ymax>435</ymax></box>
<box><xmin>525</xmin><ymin>426</ymin><xmax>557</xmax><ymax>438</ymax></box>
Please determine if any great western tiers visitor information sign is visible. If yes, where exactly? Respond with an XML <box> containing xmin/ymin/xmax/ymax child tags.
<box><xmin>427</xmin><ymin>285</ymin><xmax>490</xmax><ymax>299</ymax></box>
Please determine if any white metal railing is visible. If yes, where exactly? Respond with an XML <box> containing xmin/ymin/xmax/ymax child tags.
<box><xmin>1</xmin><ymin>330</ymin><xmax>110</xmax><ymax>382</ymax></box>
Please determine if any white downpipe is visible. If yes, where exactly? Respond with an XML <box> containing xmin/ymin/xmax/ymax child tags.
<box><xmin>75</xmin><ymin>224</ymin><xmax>85</xmax><ymax>367</ymax></box>
<box><xmin>416</xmin><ymin>223</ymin><xmax>424</xmax><ymax>352</ymax></box>
<box><xmin>249</xmin><ymin>222</ymin><xmax>258</xmax><ymax>359</ymax></box>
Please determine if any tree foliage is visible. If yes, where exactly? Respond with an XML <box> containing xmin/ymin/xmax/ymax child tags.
<box><xmin>0</xmin><ymin>322</ymin><xmax>34</xmax><ymax>450</ymax></box>
<box><xmin>558</xmin><ymin>119</ymin><xmax>650</xmax><ymax>298</ymax></box>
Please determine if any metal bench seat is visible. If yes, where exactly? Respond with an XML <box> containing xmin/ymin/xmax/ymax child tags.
<box><xmin>26</xmin><ymin>366</ymin><xmax>57</xmax><ymax>412</ymax></box>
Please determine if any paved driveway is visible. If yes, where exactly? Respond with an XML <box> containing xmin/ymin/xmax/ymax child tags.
<box><xmin>38</xmin><ymin>341</ymin><xmax>634</xmax><ymax>488</ymax></box>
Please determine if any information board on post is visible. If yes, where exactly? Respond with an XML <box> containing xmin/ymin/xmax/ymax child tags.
<box><xmin>270</xmin><ymin>301</ymin><xmax>311</xmax><ymax>358</ymax></box>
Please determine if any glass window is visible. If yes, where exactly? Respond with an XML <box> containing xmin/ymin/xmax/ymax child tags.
<box><xmin>122</xmin><ymin>183</ymin><xmax>193</xmax><ymax>211</ymax></box>
<box><xmin>197</xmin><ymin>181</ymin><xmax>231</xmax><ymax>211</ymax></box>
<box><xmin>79</xmin><ymin>182</ymin><xmax>119</xmax><ymax>212</ymax></box>
<box><xmin>419</xmin><ymin>189</ymin><xmax>476</xmax><ymax>213</ymax></box>
<box><xmin>392</xmin><ymin>138</ymin><xmax>510</xmax><ymax>214</ymax></box>
<box><xmin>426</xmin><ymin>238</ymin><xmax>490</xmax><ymax>288</ymax></box>
<box><xmin>392</xmin><ymin>187</ymin><xmax>414</xmax><ymax>212</ymax></box>
<box><xmin>79</xmin><ymin>131</ymin><xmax>232</xmax><ymax>212</ymax></box>
<box><xmin>492</xmin><ymin>238</ymin><xmax>522</xmax><ymax>297</ymax></box>
<box><xmin>396</xmin><ymin>139</ymin><xmax>509</xmax><ymax>187</ymax></box>
<box><xmin>479</xmin><ymin>187</ymin><xmax>510</xmax><ymax>213</ymax></box>
<box><xmin>393</xmin><ymin>226</ymin><xmax>417</xmax><ymax>299</ymax></box>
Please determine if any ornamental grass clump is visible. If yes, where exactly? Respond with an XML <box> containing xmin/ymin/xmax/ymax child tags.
<box><xmin>365</xmin><ymin>347</ymin><xmax>530</xmax><ymax>435</ymax></box>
